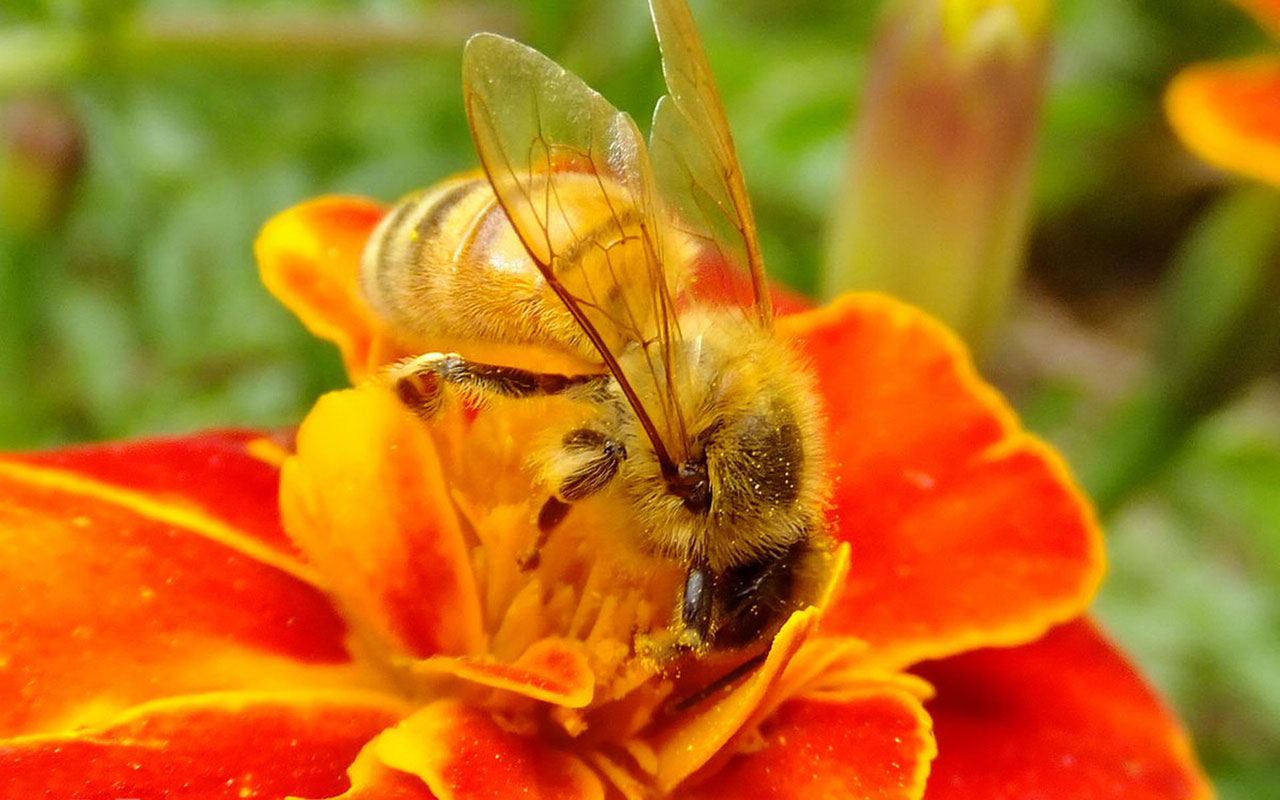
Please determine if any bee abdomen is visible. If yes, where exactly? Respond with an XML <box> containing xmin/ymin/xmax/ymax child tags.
<box><xmin>359</xmin><ymin>172</ymin><xmax>608</xmax><ymax>360</ymax></box>
<box><xmin>360</xmin><ymin>174</ymin><xmax>491</xmax><ymax>336</ymax></box>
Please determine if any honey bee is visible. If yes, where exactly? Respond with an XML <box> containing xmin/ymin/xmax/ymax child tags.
<box><xmin>361</xmin><ymin>0</ymin><xmax>831</xmax><ymax>658</ymax></box>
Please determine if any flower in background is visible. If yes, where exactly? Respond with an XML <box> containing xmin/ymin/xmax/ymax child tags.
<box><xmin>1165</xmin><ymin>0</ymin><xmax>1280</xmax><ymax>188</ymax></box>
<box><xmin>0</xmin><ymin>196</ymin><xmax>1210</xmax><ymax>799</ymax></box>
<box><xmin>823</xmin><ymin>0</ymin><xmax>1050</xmax><ymax>355</ymax></box>
<box><xmin>1088</xmin><ymin>0</ymin><xmax>1280</xmax><ymax>510</ymax></box>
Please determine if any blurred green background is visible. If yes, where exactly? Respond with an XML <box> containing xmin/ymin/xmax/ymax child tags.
<box><xmin>1</xmin><ymin>0</ymin><xmax>1276</xmax><ymax>795</ymax></box>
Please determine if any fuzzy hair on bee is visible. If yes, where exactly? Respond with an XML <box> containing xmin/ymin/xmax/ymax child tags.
<box><xmin>360</xmin><ymin>0</ymin><xmax>833</xmax><ymax>659</ymax></box>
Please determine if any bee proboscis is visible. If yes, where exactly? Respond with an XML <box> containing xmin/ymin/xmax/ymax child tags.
<box><xmin>361</xmin><ymin>0</ymin><xmax>831</xmax><ymax>659</ymax></box>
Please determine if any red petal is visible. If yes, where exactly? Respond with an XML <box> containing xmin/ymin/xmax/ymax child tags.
<box><xmin>1166</xmin><ymin>56</ymin><xmax>1280</xmax><ymax>188</ymax></box>
<box><xmin>780</xmin><ymin>294</ymin><xmax>1104</xmax><ymax>667</ymax></box>
<box><xmin>682</xmin><ymin>691</ymin><xmax>934</xmax><ymax>800</ymax></box>
<box><xmin>0</xmin><ymin>692</ymin><xmax>405</xmax><ymax>799</ymax></box>
<box><xmin>282</xmin><ymin>387</ymin><xmax>485</xmax><ymax>659</ymax></box>
<box><xmin>372</xmin><ymin>700</ymin><xmax>605</xmax><ymax>800</ymax></box>
<box><xmin>685</xmin><ymin>257</ymin><xmax>815</xmax><ymax>318</ymax></box>
<box><xmin>916</xmin><ymin>620</ymin><xmax>1212</xmax><ymax>800</ymax></box>
<box><xmin>7</xmin><ymin>429</ymin><xmax>293</xmax><ymax>553</ymax></box>
<box><xmin>0</xmin><ymin>445</ymin><xmax>357</xmax><ymax>736</ymax></box>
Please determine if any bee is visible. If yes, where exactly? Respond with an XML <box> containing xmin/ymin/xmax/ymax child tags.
<box><xmin>361</xmin><ymin>0</ymin><xmax>831</xmax><ymax>658</ymax></box>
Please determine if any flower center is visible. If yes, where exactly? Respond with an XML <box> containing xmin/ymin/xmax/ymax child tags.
<box><xmin>400</xmin><ymin>396</ymin><xmax>695</xmax><ymax>747</ymax></box>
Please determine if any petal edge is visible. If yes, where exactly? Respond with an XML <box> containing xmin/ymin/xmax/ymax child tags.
<box><xmin>781</xmin><ymin>293</ymin><xmax>1105</xmax><ymax>668</ymax></box>
<box><xmin>1166</xmin><ymin>56</ymin><xmax>1280</xmax><ymax>188</ymax></box>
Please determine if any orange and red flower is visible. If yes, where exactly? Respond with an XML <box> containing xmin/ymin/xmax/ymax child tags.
<box><xmin>1166</xmin><ymin>0</ymin><xmax>1280</xmax><ymax>186</ymax></box>
<box><xmin>0</xmin><ymin>197</ymin><xmax>1211</xmax><ymax>799</ymax></box>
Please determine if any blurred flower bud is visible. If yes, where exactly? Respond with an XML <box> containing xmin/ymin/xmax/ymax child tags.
<box><xmin>823</xmin><ymin>0</ymin><xmax>1049</xmax><ymax>356</ymax></box>
<box><xmin>0</xmin><ymin>96</ymin><xmax>85</xmax><ymax>236</ymax></box>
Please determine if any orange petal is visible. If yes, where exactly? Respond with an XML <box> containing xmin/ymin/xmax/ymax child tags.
<box><xmin>1231</xmin><ymin>0</ymin><xmax>1280</xmax><ymax>37</ymax></box>
<box><xmin>412</xmin><ymin>638</ymin><xmax>595</xmax><ymax>708</ymax></box>
<box><xmin>916</xmin><ymin>619</ymin><xmax>1212</xmax><ymax>800</ymax></box>
<box><xmin>256</xmin><ymin>196</ymin><xmax>415</xmax><ymax>382</ymax></box>
<box><xmin>1166</xmin><ymin>56</ymin><xmax>1280</xmax><ymax>188</ymax></box>
<box><xmin>329</xmin><ymin>746</ymin><xmax>439</xmax><ymax>799</ymax></box>
<box><xmin>650</xmin><ymin>607</ymin><xmax>820</xmax><ymax>793</ymax></box>
<box><xmin>780</xmin><ymin>294</ymin><xmax>1104</xmax><ymax>668</ymax></box>
<box><xmin>372</xmin><ymin>699</ymin><xmax>605</xmax><ymax>800</ymax></box>
<box><xmin>682</xmin><ymin>691</ymin><xmax>934</xmax><ymax>800</ymax></box>
<box><xmin>0</xmin><ymin>443</ymin><xmax>368</xmax><ymax>737</ymax></box>
<box><xmin>282</xmin><ymin>387</ymin><xmax>485</xmax><ymax>660</ymax></box>
<box><xmin>0</xmin><ymin>691</ymin><xmax>406</xmax><ymax>799</ymax></box>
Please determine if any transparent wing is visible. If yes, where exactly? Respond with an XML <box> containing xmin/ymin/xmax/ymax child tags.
<box><xmin>462</xmin><ymin>32</ymin><xmax>689</xmax><ymax>475</ymax></box>
<box><xmin>648</xmin><ymin>0</ymin><xmax>773</xmax><ymax>328</ymax></box>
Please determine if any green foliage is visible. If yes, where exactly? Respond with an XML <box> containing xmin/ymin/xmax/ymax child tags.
<box><xmin>1096</xmin><ymin>389</ymin><xmax>1280</xmax><ymax>786</ymax></box>
<box><xmin>1</xmin><ymin>0</ymin><xmax>1278</xmax><ymax>795</ymax></box>
<box><xmin>1082</xmin><ymin>187</ymin><xmax>1280</xmax><ymax>512</ymax></box>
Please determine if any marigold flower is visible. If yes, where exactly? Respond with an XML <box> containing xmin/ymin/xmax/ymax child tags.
<box><xmin>0</xmin><ymin>196</ymin><xmax>1212</xmax><ymax>799</ymax></box>
<box><xmin>1166</xmin><ymin>0</ymin><xmax>1280</xmax><ymax>186</ymax></box>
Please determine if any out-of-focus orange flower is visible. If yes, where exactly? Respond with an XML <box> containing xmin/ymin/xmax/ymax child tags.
<box><xmin>1166</xmin><ymin>0</ymin><xmax>1280</xmax><ymax>186</ymax></box>
<box><xmin>0</xmin><ymin>197</ymin><xmax>1211</xmax><ymax>799</ymax></box>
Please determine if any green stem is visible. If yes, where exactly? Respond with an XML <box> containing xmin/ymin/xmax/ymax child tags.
<box><xmin>1083</xmin><ymin>186</ymin><xmax>1280</xmax><ymax>515</ymax></box>
<box><xmin>1083</xmin><ymin>390</ymin><xmax>1188</xmax><ymax>515</ymax></box>
<box><xmin>0</xmin><ymin>28</ymin><xmax>93</xmax><ymax>96</ymax></box>
<box><xmin>0</xmin><ymin>8</ymin><xmax>517</xmax><ymax>95</ymax></box>
<box><xmin>0</xmin><ymin>236</ymin><xmax>48</xmax><ymax>445</ymax></box>
<box><xmin>123</xmin><ymin>10</ymin><xmax>511</xmax><ymax>65</ymax></box>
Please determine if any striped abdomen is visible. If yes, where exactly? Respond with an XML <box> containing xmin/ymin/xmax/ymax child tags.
<box><xmin>360</xmin><ymin>170</ymin><xmax>670</xmax><ymax>365</ymax></box>
<box><xmin>360</xmin><ymin>172</ymin><xmax>597</xmax><ymax>362</ymax></box>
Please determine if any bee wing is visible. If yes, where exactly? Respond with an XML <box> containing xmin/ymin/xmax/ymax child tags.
<box><xmin>648</xmin><ymin>0</ymin><xmax>773</xmax><ymax>329</ymax></box>
<box><xmin>462</xmin><ymin>32</ymin><xmax>689</xmax><ymax>476</ymax></box>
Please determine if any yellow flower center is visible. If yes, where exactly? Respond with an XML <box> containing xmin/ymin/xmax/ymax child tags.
<box><xmin>386</xmin><ymin>394</ymin><xmax>703</xmax><ymax>756</ymax></box>
<box><xmin>284</xmin><ymin>382</ymin><xmax>855</xmax><ymax>796</ymax></box>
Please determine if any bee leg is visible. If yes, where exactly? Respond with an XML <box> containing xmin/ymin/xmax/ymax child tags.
<box><xmin>516</xmin><ymin>497</ymin><xmax>571</xmax><ymax>571</ymax></box>
<box><xmin>390</xmin><ymin>354</ymin><xmax>449</xmax><ymax>419</ymax></box>
<box><xmin>631</xmin><ymin>564</ymin><xmax>714</xmax><ymax>662</ymax></box>
<box><xmin>389</xmin><ymin>352</ymin><xmax>608</xmax><ymax>419</ymax></box>
<box><xmin>677</xmin><ymin>563</ymin><xmax>716</xmax><ymax>652</ymax></box>
<box><xmin>519</xmin><ymin>428</ymin><xmax>625</xmax><ymax>572</ymax></box>
<box><xmin>557</xmin><ymin>429</ymin><xmax>626</xmax><ymax>500</ymax></box>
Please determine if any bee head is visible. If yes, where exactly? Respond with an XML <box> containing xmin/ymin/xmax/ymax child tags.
<box><xmin>614</xmin><ymin>313</ymin><xmax>825</xmax><ymax>569</ymax></box>
<box><xmin>668</xmin><ymin>456</ymin><xmax>711</xmax><ymax>514</ymax></box>
<box><xmin>700</xmin><ymin>397</ymin><xmax>804</xmax><ymax>518</ymax></box>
